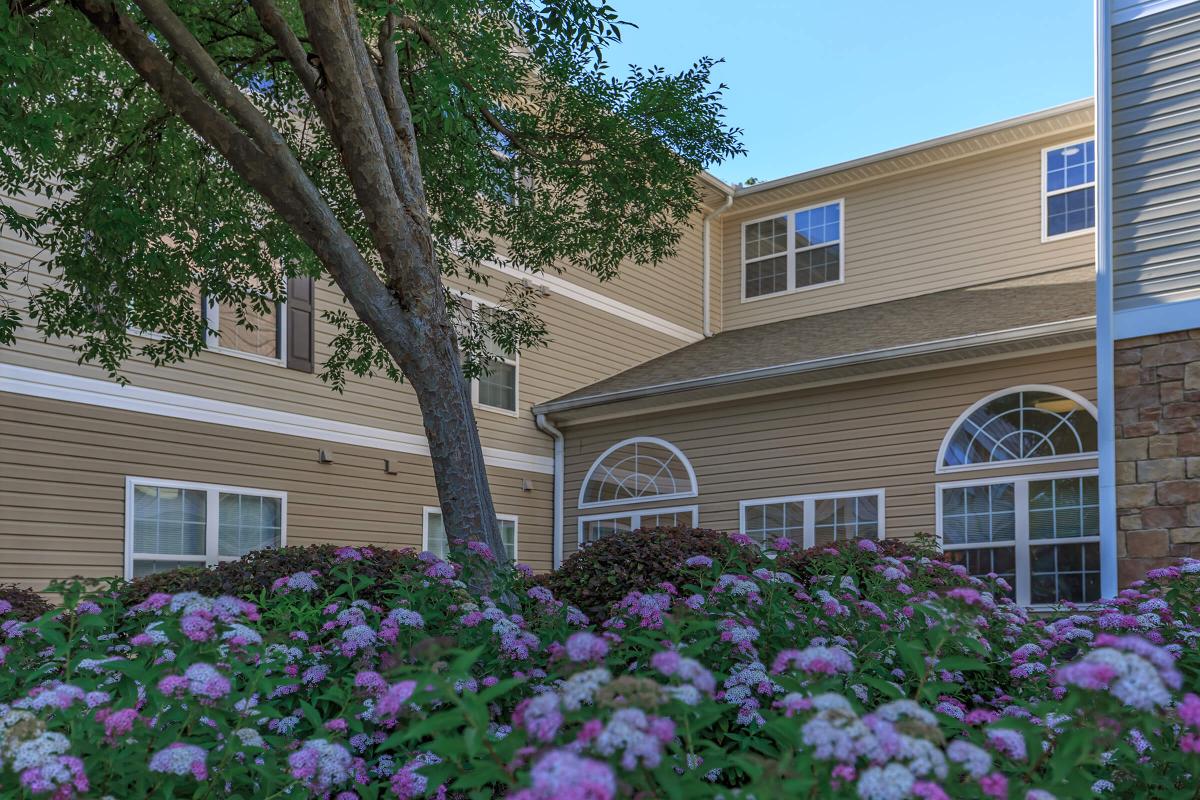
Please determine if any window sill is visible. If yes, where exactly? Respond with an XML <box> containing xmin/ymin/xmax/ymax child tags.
<box><xmin>474</xmin><ymin>401</ymin><xmax>521</xmax><ymax>418</ymax></box>
<box><xmin>129</xmin><ymin>329</ymin><xmax>286</xmax><ymax>369</ymax></box>
<box><xmin>1026</xmin><ymin>601</ymin><xmax>1104</xmax><ymax>614</ymax></box>
<box><xmin>741</xmin><ymin>276</ymin><xmax>845</xmax><ymax>304</ymax></box>
<box><xmin>209</xmin><ymin>345</ymin><xmax>286</xmax><ymax>368</ymax></box>
<box><xmin>1041</xmin><ymin>227</ymin><xmax>1095</xmax><ymax>243</ymax></box>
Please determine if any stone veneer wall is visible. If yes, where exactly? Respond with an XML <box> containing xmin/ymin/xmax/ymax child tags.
<box><xmin>1114</xmin><ymin>328</ymin><xmax>1200</xmax><ymax>585</ymax></box>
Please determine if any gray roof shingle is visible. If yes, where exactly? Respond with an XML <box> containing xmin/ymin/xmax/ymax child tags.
<box><xmin>541</xmin><ymin>266</ymin><xmax>1095</xmax><ymax>410</ymax></box>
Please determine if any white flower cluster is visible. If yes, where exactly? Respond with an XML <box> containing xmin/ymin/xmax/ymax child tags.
<box><xmin>0</xmin><ymin>705</ymin><xmax>67</xmax><ymax>774</ymax></box>
<box><xmin>559</xmin><ymin>668</ymin><xmax>611</xmax><ymax>711</ymax></box>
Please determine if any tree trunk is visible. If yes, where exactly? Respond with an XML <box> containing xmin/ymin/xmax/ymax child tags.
<box><xmin>402</xmin><ymin>320</ymin><xmax>506</xmax><ymax>564</ymax></box>
<box><xmin>61</xmin><ymin>0</ymin><xmax>510</xmax><ymax>566</ymax></box>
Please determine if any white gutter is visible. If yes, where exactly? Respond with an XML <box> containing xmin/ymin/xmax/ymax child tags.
<box><xmin>1095</xmin><ymin>0</ymin><xmax>1118</xmax><ymax>599</ymax></box>
<box><xmin>701</xmin><ymin>190</ymin><xmax>734</xmax><ymax>337</ymax></box>
<box><xmin>734</xmin><ymin>98</ymin><xmax>1095</xmax><ymax>198</ymax></box>
<box><xmin>534</xmin><ymin>413</ymin><xmax>565</xmax><ymax>569</ymax></box>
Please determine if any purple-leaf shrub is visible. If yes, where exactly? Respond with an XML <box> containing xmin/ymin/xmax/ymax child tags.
<box><xmin>0</xmin><ymin>538</ymin><xmax>1198</xmax><ymax>798</ymax></box>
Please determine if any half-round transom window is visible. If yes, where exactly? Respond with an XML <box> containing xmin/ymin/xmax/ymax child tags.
<box><xmin>940</xmin><ymin>387</ymin><xmax>1098</xmax><ymax>470</ymax></box>
<box><xmin>579</xmin><ymin>437</ymin><xmax>698</xmax><ymax>508</ymax></box>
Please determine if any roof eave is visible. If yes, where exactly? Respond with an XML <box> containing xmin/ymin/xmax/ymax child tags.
<box><xmin>532</xmin><ymin>316</ymin><xmax>1098</xmax><ymax>417</ymax></box>
<box><xmin>730</xmin><ymin>98</ymin><xmax>1095</xmax><ymax>199</ymax></box>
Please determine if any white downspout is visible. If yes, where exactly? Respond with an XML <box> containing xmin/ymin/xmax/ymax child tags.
<box><xmin>701</xmin><ymin>190</ymin><xmax>734</xmax><ymax>338</ymax></box>
<box><xmin>535</xmin><ymin>412</ymin><xmax>565</xmax><ymax>570</ymax></box>
<box><xmin>1095</xmin><ymin>0</ymin><xmax>1118</xmax><ymax>599</ymax></box>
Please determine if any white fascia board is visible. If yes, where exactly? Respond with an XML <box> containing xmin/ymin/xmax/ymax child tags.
<box><xmin>0</xmin><ymin>363</ymin><xmax>554</xmax><ymax>474</ymax></box>
<box><xmin>480</xmin><ymin>260</ymin><xmax>704</xmax><ymax>344</ymax></box>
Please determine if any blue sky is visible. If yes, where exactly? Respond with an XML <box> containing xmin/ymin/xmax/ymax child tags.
<box><xmin>609</xmin><ymin>1</ymin><xmax>1094</xmax><ymax>184</ymax></box>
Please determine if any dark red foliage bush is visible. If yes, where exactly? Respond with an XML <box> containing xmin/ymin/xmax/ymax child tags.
<box><xmin>118</xmin><ymin>544</ymin><xmax>426</xmax><ymax>605</ymax></box>
<box><xmin>545</xmin><ymin>526</ymin><xmax>752</xmax><ymax>620</ymax></box>
<box><xmin>0</xmin><ymin>582</ymin><xmax>54</xmax><ymax>621</ymax></box>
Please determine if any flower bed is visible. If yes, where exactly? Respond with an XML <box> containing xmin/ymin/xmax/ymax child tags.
<box><xmin>1</xmin><ymin>533</ymin><xmax>1198</xmax><ymax>799</ymax></box>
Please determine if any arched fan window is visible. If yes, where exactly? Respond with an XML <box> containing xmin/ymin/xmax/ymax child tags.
<box><xmin>938</xmin><ymin>386</ymin><xmax>1098</xmax><ymax>471</ymax></box>
<box><xmin>579</xmin><ymin>437</ymin><xmax>698</xmax><ymax>508</ymax></box>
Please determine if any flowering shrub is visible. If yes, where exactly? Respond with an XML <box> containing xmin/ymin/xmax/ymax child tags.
<box><xmin>1</xmin><ymin>535</ymin><xmax>1199</xmax><ymax>798</ymax></box>
<box><xmin>544</xmin><ymin>526</ymin><xmax>750</xmax><ymax>619</ymax></box>
<box><xmin>119</xmin><ymin>544</ymin><xmax>427</xmax><ymax>607</ymax></box>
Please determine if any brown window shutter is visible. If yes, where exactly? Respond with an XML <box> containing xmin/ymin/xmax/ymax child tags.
<box><xmin>286</xmin><ymin>276</ymin><xmax>315</xmax><ymax>373</ymax></box>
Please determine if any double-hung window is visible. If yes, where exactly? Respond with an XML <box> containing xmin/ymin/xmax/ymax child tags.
<box><xmin>130</xmin><ymin>274</ymin><xmax>315</xmax><ymax>371</ymax></box>
<box><xmin>1043</xmin><ymin>140</ymin><xmax>1095</xmax><ymax>239</ymax></box>
<box><xmin>742</xmin><ymin>199</ymin><xmax>843</xmax><ymax>300</ymax></box>
<box><xmin>423</xmin><ymin>508</ymin><xmax>518</xmax><ymax>561</ymax></box>
<box><xmin>208</xmin><ymin>295</ymin><xmax>284</xmax><ymax>362</ymax></box>
<box><xmin>939</xmin><ymin>472</ymin><xmax>1100</xmax><ymax>606</ymax></box>
<box><xmin>476</xmin><ymin>306</ymin><xmax>518</xmax><ymax>413</ymax></box>
<box><xmin>125</xmin><ymin>478</ymin><xmax>285</xmax><ymax>578</ymax></box>
<box><xmin>458</xmin><ymin>297</ymin><xmax>519</xmax><ymax>414</ymax></box>
<box><xmin>188</xmin><ymin>274</ymin><xmax>288</xmax><ymax>365</ymax></box>
<box><xmin>739</xmin><ymin>489</ymin><xmax>882</xmax><ymax>549</ymax></box>
<box><xmin>578</xmin><ymin>505</ymin><xmax>698</xmax><ymax>545</ymax></box>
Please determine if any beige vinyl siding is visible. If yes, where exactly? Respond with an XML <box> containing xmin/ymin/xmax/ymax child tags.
<box><xmin>560</xmin><ymin>347</ymin><xmax>1097</xmax><ymax>559</ymax></box>
<box><xmin>0</xmin><ymin>210</ymin><xmax>689</xmax><ymax>458</ymax></box>
<box><xmin>1110</xmin><ymin>1</ymin><xmax>1200</xmax><ymax>308</ymax></box>
<box><xmin>0</xmin><ymin>393</ymin><xmax>552</xmax><ymax>586</ymax></box>
<box><xmin>721</xmin><ymin>136</ymin><xmax>1096</xmax><ymax>330</ymax></box>
<box><xmin>708</xmin><ymin>205</ymin><xmax>726</xmax><ymax>334</ymax></box>
<box><xmin>549</xmin><ymin>199</ymin><xmax>711</xmax><ymax>335</ymax></box>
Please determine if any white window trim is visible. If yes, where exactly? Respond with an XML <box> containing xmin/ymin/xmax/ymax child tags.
<box><xmin>129</xmin><ymin>295</ymin><xmax>288</xmax><ymax>368</ymax></box>
<box><xmin>422</xmin><ymin>506</ymin><xmax>519</xmax><ymax>561</ymax></box>
<box><xmin>577</xmin><ymin>504</ymin><xmax>700</xmax><ymax>547</ymax></box>
<box><xmin>936</xmin><ymin>468</ymin><xmax>1101</xmax><ymax>609</ymax></box>
<box><xmin>740</xmin><ymin>198</ymin><xmax>846</xmax><ymax>303</ymax></box>
<box><xmin>124</xmin><ymin>476</ymin><xmax>287</xmax><ymax>580</ymax></box>
<box><xmin>205</xmin><ymin>295</ymin><xmax>289</xmax><ymax>367</ymax></box>
<box><xmin>935</xmin><ymin>384</ymin><xmax>1100</xmax><ymax>474</ymax></box>
<box><xmin>421</xmin><ymin>505</ymin><xmax>441</xmax><ymax>554</ymax></box>
<box><xmin>1041</xmin><ymin>137</ymin><xmax>1096</xmax><ymax>243</ymax></box>
<box><xmin>455</xmin><ymin>291</ymin><xmax>520</xmax><ymax>417</ymax></box>
<box><xmin>578</xmin><ymin>436</ymin><xmax>699</xmax><ymax>509</ymax></box>
<box><xmin>738</xmin><ymin>488</ymin><xmax>885</xmax><ymax>548</ymax></box>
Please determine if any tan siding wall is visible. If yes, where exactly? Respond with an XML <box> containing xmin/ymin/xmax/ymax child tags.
<box><xmin>549</xmin><ymin>200</ymin><xmax>710</xmax><ymax>334</ymax></box>
<box><xmin>709</xmin><ymin>207</ymin><xmax>726</xmax><ymax>334</ymax></box>
<box><xmin>0</xmin><ymin>394</ymin><xmax>552</xmax><ymax>586</ymax></box>
<box><xmin>720</xmin><ymin>134</ymin><xmax>1096</xmax><ymax>330</ymax></box>
<box><xmin>1</xmin><ymin>205</ymin><xmax>690</xmax><ymax>458</ymax></box>
<box><xmin>560</xmin><ymin>348</ymin><xmax>1098</xmax><ymax>558</ymax></box>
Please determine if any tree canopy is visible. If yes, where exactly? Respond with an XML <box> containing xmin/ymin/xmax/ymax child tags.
<box><xmin>0</xmin><ymin>0</ymin><xmax>743</xmax><ymax>386</ymax></box>
<box><xmin>0</xmin><ymin>0</ymin><xmax>742</xmax><ymax>562</ymax></box>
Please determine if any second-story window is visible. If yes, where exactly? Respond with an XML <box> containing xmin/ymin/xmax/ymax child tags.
<box><xmin>213</xmin><ymin>298</ymin><xmax>282</xmax><ymax>360</ymax></box>
<box><xmin>1043</xmin><ymin>140</ymin><xmax>1095</xmax><ymax>239</ymax></box>
<box><xmin>194</xmin><ymin>276</ymin><xmax>286</xmax><ymax>365</ymax></box>
<box><xmin>458</xmin><ymin>297</ymin><xmax>519</xmax><ymax>414</ymax></box>
<box><xmin>477</xmin><ymin>306</ymin><xmax>518</xmax><ymax>413</ymax></box>
<box><xmin>742</xmin><ymin>199</ymin><xmax>843</xmax><ymax>300</ymax></box>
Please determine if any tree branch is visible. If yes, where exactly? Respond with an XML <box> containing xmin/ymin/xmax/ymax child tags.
<box><xmin>69</xmin><ymin>0</ymin><xmax>269</xmax><ymax>175</ymax></box>
<box><xmin>378</xmin><ymin>12</ymin><xmax>427</xmax><ymax>191</ymax></box>
<box><xmin>132</xmin><ymin>0</ymin><xmax>293</xmax><ymax>164</ymax></box>
<box><xmin>66</xmin><ymin>0</ymin><xmax>415</xmax><ymax>366</ymax></box>
<box><xmin>248</xmin><ymin>0</ymin><xmax>333</xmax><ymax>127</ymax></box>
<box><xmin>337</xmin><ymin>0</ymin><xmax>421</xmax><ymax>212</ymax></box>
<box><xmin>298</xmin><ymin>0</ymin><xmax>438</xmax><ymax>309</ymax></box>
<box><xmin>391</xmin><ymin>13</ymin><xmax>527</xmax><ymax>156</ymax></box>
